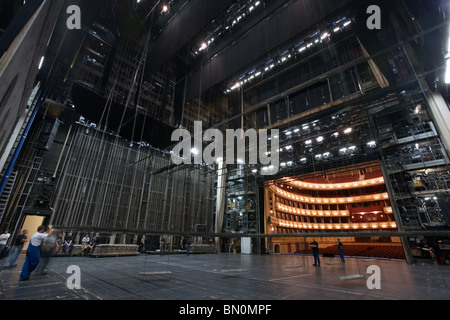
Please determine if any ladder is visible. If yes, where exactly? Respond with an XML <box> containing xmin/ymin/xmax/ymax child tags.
<box><xmin>0</xmin><ymin>171</ymin><xmax>17</xmax><ymax>224</ymax></box>
<box><xmin>0</xmin><ymin>104</ymin><xmax>34</xmax><ymax>179</ymax></box>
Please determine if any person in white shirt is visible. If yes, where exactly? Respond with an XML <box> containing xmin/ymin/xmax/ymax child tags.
<box><xmin>0</xmin><ymin>230</ymin><xmax>11</xmax><ymax>253</ymax></box>
<box><xmin>81</xmin><ymin>234</ymin><xmax>90</xmax><ymax>256</ymax></box>
<box><xmin>20</xmin><ymin>225</ymin><xmax>49</xmax><ymax>281</ymax></box>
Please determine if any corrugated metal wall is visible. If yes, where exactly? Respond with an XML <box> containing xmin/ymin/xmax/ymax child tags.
<box><xmin>52</xmin><ymin>125</ymin><xmax>215</xmax><ymax>233</ymax></box>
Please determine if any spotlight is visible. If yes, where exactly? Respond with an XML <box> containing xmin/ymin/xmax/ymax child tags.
<box><xmin>344</xmin><ymin>127</ymin><xmax>353</xmax><ymax>134</ymax></box>
<box><xmin>367</xmin><ymin>141</ymin><xmax>377</xmax><ymax>148</ymax></box>
<box><xmin>161</xmin><ymin>4</ymin><xmax>169</xmax><ymax>14</ymax></box>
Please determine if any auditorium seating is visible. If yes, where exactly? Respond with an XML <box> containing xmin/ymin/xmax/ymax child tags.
<box><xmin>364</xmin><ymin>169</ymin><xmax>383</xmax><ymax>180</ymax></box>
<box><xmin>304</xmin><ymin>244</ymin><xmax>406</xmax><ymax>260</ymax></box>
<box><xmin>327</xmin><ymin>173</ymin><xmax>360</xmax><ymax>183</ymax></box>
<box><xmin>303</xmin><ymin>177</ymin><xmax>329</xmax><ymax>184</ymax></box>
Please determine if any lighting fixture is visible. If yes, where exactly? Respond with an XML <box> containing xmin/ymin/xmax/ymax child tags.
<box><xmin>224</xmin><ymin>13</ymin><xmax>354</xmax><ymax>93</ymax></box>
<box><xmin>367</xmin><ymin>141</ymin><xmax>377</xmax><ymax>148</ymax></box>
<box><xmin>38</xmin><ymin>56</ymin><xmax>45</xmax><ymax>70</ymax></box>
<box><xmin>194</xmin><ymin>0</ymin><xmax>264</xmax><ymax>58</ymax></box>
<box><xmin>446</xmin><ymin>59</ymin><xmax>450</xmax><ymax>84</ymax></box>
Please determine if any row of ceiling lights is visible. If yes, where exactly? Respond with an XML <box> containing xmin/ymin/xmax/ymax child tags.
<box><xmin>224</xmin><ymin>16</ymin><xmax>353</xmax><ymax>94</ymax></box>
<box><xmin>192</xmin><ymin>0</ymin><xmax>263</xmax><ymax>56</ymax></box>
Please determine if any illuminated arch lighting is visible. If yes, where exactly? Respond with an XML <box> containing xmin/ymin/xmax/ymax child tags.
<box><xmin>271</xmin><ymin>185</ymin><xmax>390</xmax><ymax>204</ymax></box>
<box><xmin>285</xmin><ymin>177</ymin><xmax>385</xmax><ymax>190</ymax></box>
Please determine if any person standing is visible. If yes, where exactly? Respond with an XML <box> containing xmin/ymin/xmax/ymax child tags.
<box><xmin>337</xmin><ymin>239</ymin><xmax>345</xmax><ymax>263</ymax></box>
<box><xmin>160</xmin><ymin>235</ymin><xmax>167</xmax><ymax>256</ymax></box>
<box><xmin>311</xmin><ymin>238</ymin><xmax>320</xmax><ymax>267</ymax></box>
<box><xmin>0</xmin><ymin>229</ymin><xmax>11</xmax><ymax>256</ymax></box>
<box><xmin>186</xmin><ymin>237</ymin><xmax>191</xmax><ymax>256</ymax></box>
<box><xmin>3</xmin><ymin>230</ymin><xmax>28</xmax><ymax>268</ymax></box>
<box><xmin>20</xmin><ymin>225</ymin><xmax>49</xmax><ymax>281</ymax></box>
<box><xmin>36</xmin><ymin>229</ymin><xmax>59</xmax><ymax>275</ymax></box>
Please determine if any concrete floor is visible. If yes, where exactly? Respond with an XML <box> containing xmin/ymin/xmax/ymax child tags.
<box><xmin>1</xmin><ymin>253</ymin><xmax>449</xmax><ymax>301</ymax></box>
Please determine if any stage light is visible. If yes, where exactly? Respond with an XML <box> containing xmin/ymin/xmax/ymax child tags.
<box><xmin>446</xmin><ymin>59</ymin><xmax>450</xmax><ymax>84</ymax></box>
<box><xmin>38</xmin><ymin>56</ymin><xmax>44</xmax><ymax>70</ymax></box>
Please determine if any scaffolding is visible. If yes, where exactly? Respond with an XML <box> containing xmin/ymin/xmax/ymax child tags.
<box><xmin>50</xmin><ymin>123</ymin><xmax>216</xmax><ymax>235</ymax></box>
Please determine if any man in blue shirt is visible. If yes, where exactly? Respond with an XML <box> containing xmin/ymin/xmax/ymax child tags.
<box><xmin>62</xmin><ymin>232</ymin><xmax>74</xmax><ymax>255</ymax></box>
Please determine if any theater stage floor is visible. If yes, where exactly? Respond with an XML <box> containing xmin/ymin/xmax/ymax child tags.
<box><xmin>1</xmin><ymin>253</ymin><xmax>449</xmax><ymax>301</ymax></box>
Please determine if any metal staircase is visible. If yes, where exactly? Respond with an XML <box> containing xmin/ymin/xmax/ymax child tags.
<box><xmin>0</xmin><ymin>171</ymin><xmax>17</xmax><ymax>224</ymax></box>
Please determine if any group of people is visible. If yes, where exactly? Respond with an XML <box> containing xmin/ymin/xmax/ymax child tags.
<box><xmin>59</xmin><ymin>232</ymin><xmax>97</xmax><ymax>256</ymax></box>
<box><xmin>17</xmin><ymin>225</ymin><xmax>58</xmax><ymax>281</ymax></box>
<box><xmin>0</xmin><ymin>227</ymin><xmax>98</xmax><ymax>281</ymax></box>
<box><xmin>310</xmin><ymin>238</ymin><xmax>345</xmax><ymax>267</ymax></box>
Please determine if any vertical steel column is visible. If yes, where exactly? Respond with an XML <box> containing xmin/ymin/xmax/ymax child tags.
<box><xmin>380</xmin><ymin>159</ymin><xmax>413</xmax><ymax>264</ymax></box>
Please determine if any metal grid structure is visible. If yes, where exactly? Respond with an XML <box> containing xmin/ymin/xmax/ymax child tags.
<box><xmin>51</xmin><ymin>123</ymin><xmax>216</xmax><ymax>234</ymax></box>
